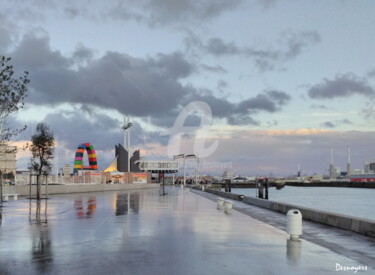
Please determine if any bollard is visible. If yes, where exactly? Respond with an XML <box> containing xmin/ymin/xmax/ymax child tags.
<box><xmin>224</xmin><ymin>200</ymin><xmax>233</xmax><ymax>214</ymax></box>
<box><xmin>217</xmin><ymin>198</ymin><xmax>224</xmax><ymax>210</ymax></box>
<box><xmin>286</xmin><ymin>209</ymin><xmax>302</xmax><ymax>240</ymax></box>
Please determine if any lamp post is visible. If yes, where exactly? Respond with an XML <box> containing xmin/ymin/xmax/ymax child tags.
<box><xmin>173</xmin><ymin>154</ymin><xmax>198</xmax><ymax>186</ymax></box>
<box><xmin>173</xmin><ymin>154</ymin><xmax>185</xmax><ymax>185</ymax></box>
<box><xmin>185</xmin><ymin>154</ymin><xmax>197</xmax><ymax>185</ymax></box>
<box><xmin>122</xmin><ymin>117</ymin><xmax>133</xmax><ymax>173</ymax></box>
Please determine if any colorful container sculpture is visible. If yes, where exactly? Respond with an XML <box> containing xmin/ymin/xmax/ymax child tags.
<box><xmin>73</xmin><ymin>143</ymin><xmax>98</xmax><ymax>173</ymax></box>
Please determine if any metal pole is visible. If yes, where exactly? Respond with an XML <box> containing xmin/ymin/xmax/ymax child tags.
<box><xmin>162</xmin><ymin>172</ymin><xmax>166</xmax><ymax>196</ymax></box>
<box><xmin>0</xmin><ymin>172</ymin><xmax>3</xmax><ymax>205</ymax></box>
<box><xmin>183</xmin><ymin>157</ymin><xmax>186</xmax><ymax>186</ymax></box>
<box><xmin>45</xmin><ymin>175</ymin><xmax>48</xmax><ymax>199</ymax></box>
<box><xmin>127</xmin><ymin>116</ymin><xmax>131</xmax><ymax>173</ymax></box>
<box><xmin>195</xmin><ymin>157</ymin><xmax>199</xmax><ymax>185</ymax></box>
<box><xmin>29</xmin><ymin>171</ymin><xmax>32</xmax><ymax>199</ymax></box>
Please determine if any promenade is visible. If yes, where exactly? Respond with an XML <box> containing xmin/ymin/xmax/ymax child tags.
<box><xmin>0</xmin><ymin>186</ymin><xmax>373</xmax><ymax>274</ymax></box>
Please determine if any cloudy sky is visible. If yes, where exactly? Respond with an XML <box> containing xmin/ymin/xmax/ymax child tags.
<box><xmin>1</xmin><ymin>0</ymin><xmax>375</xmax><ymax>176</ymax></box>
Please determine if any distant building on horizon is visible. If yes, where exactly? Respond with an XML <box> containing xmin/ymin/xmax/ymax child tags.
<box><xmin>104</xmin><ymin>144</ymin><xmax>141</xmax><ymax>173</ymax></box>
<box><xmin>364</xmin><ymin>160</ymin><xmax>375</xmax><ymax>174</ymax></box>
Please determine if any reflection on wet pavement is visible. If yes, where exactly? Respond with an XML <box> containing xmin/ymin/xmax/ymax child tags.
<box><xmin>0</xmin><ymin>186</ymin><xmax>373</xmax><ymax>274</ymax></box>
<box><xmin>29</xmin><ymin>201</ymin><xmax>53</xmax><ymax>273</ymax></box>
<box><xmin>74</xmin><ymin>198</ymin><xmax>97</xmax><ymax>219</ymax></box>
<box><xmin>115</xmin><ymin>193</ymin><xmax>140</xmax><ymax>216</ymax></box>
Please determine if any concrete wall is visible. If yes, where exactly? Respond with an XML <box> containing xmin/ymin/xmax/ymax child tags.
<box><xmin>2</xmin><ymin>183</ymin><xmax>159</xmax><ymax>196</ymax></box>
<box><xmin>199</xmin><ymin>188</ymin><xmax>245</xmax><ymax>201</ymax></box>
<box><xmin>285</xmin><ymin>181</ymin><xmax>375</xmax><ymax>188</ymax></box>
<box><xmin>243</xmin><ymin>196</ymin><xmax>375</xmax><ymax>238</ymax></box>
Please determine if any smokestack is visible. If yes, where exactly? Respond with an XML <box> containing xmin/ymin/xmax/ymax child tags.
<box><xmin>329</xmin><ymin>147</ymin><xmax>334</xmax><ymax>178</ymax></box>
<box><xmin>297</xmin><ymin>164</ymin><xmax>301</xmax><ymax>178</ymax></box>
<box><xmin>347</xmin><ymin>146</ymin><xmax>351</xmax><ymax>177</ymax></box>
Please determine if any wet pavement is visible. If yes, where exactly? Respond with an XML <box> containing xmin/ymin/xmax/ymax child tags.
<box><xmin>0</xmin><ymin>186</ymin><xmax>373</xmax><ymax>274</ymax></box>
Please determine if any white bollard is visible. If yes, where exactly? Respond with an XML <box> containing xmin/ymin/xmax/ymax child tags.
<box><xmin>217</xmin><ymin>198</ymin><xmax>224</xmax><ymax>210</ymax></box>
<box><xmin>287</xmin><ymin>209</ymin><xmax>302</xmax><ymax>240</ymax></box>
<box><xmin>224</xmin><ymin>200</ymin><xmax>233</xmax><ymax>214</ymax></box>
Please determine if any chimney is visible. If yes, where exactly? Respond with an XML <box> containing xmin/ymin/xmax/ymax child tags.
<box><xmin>329</xmin><ymin>147</ymin><xmax>334</xmax><ymax>178</ymax></box>
<box><xmin>297</xmin><ymin>164</ymin><xmax>301</xmax><ymax>178</ymax></box>
<box><xmin>347</xmin><ymin>146</ymin><xmax>351</xmax><ymax>177</ymax></box>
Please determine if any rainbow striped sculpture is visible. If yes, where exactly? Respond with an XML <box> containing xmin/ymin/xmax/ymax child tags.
<box><xmin>73</xmin><ymin>143</ymin><xmax>98</xmax><ymax>173</ymax></box>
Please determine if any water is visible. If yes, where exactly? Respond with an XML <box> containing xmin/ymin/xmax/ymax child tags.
<box><xmin>231</xmin><ymin>187</ymin><xmax>375</xmax><ymax>221</ymax></box>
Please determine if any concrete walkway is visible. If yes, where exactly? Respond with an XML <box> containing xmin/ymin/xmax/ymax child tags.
<box><xmin>193</xmin><ymin>188</ymin><xmax>375</xmax><ymax>269</ymax></box>
<box><xmin>0</xmin><ymin>186</ymin><xmax>373</xmax><ymax>274</ymax></box>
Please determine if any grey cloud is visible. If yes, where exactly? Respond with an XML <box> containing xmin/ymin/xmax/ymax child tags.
<box><xmin>257</xmin><ymin>0</ymin><xmax>277</xmax><ymax>9</ymax></box>
<box><xmin>148</xmin><ymin>52</ymin><xmax>194</xmax><ymax>79</ymax></box>
<box><xmin>206</xmin><ymin>38</ymin><xmax>240</xmax><ymax>56</ymax></box>
<box><xmin>217</xmin><ymin>80</ymin><xmax>228</xmax><ymax>89</ymax></box>
<box><xmin>282</xmin><ymin>31</ymin><xmax>321</xmax><ymax>60</ymax></box>
<box><xmin>3</xmin><ymin>0</ymin><xmax>242</xmax><ymax>28</ymax></box>
<box><xmin>267</xmin><ymin>120</ymin><xmax>278</xmax><ymax>127</ymax></box>
<box><xmin>63</xmin><ymin>7</ymin><xmax>81</xmax><ymax>19</ymax></box>
<box><xmin>308</xmin><ymin>73</ymin><xmax>374</xmax><ymax>99</ymax></box>
<box><xmin>367</xmin><ymin>69</ymin><xmax>375</xmax><ymax>78</ymax></box>
<box><xmin>0</xmin><ymin>14</ymin><xmax>15</xmax><ymax>52</ymax></box>
<box><xmin>323</xmin><ymin>121</ymin><xmax>335</xmax><ymax>128</ymax></box>
<box><xmin>238</xmin><ymin>94</ymin><xmax>277</xmax><ymax>113</ymax></box>
<box><xmin>186</xmin><ymin>31</ymin><xmax>321</xmax><ymax>72</ymax></box>
<box><xmin>141</xmin><ymin>0</ymin><xmax>243</xmax><ymax>26</ymax></box>
<box><xmin>200</xmin><ymin>64</ymin><xmax>227</xmax><ymax>74</ymax></box>
<box><xmin>322</xmin><ymin>119</ymin><xmax>353</xmax><ymax>129</ymax></box>
<box><xmin>310</xmin><ymin>104</ymin><xmax>328</xmax><ymax>110</ymax></box>
<box><xmin>238</xmin><ymin>91</ymin><xmax>291</xmax><ymax>114</ymax></box>
<box><xmin>227</xmin><ymin>115</ymin><xmax>259</xmax><ymax>126</ymax></box>
<box><xmin>12</xmin><ymin>33</ymin><xmax>70</xmax><ymax>70</ymax></box>
<box><xmin>360</xmin><ymin>103</ymin><xmax>375</xmax><ymax>121</ymax></box>
<box><xmin>151</xmin><ymin>89</ymin><xmax>291</xmax><ymax>127</ymax></box>
<box><xmin>11</xmin><ymin>33</ymin><xmax>291</xmax><ymax>128</ymax></box>
<box><xmin>72</xmin><ymin>43</ymin><xmax>95</xmax><ymax>64</ymax></box>
<box><xmin>266</xmin><ymin>90</ymin><xmax>291</xmax><ymax>105</ymax></box>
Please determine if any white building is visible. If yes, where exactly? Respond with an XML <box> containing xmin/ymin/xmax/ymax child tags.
<box><xmin>332</xmin><ymin>166</ymin><xmax>341</xmax><ymax>178</ymax></box>
<box><xmin>0</xmin><ymin>142</ymin><xmax>17</xmax><ymax>177</ymax></box>
<box><xmin>364</xmin><ymin>160</ymin><xmax>375</xmax><ymax>174</ymax></box>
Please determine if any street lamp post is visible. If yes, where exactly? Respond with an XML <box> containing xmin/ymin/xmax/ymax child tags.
<box><xmin>173</xmin><ymin>154</ymin><xmax>198</xmax><ymax>186</ymax></box>
<box><xmin>185</xmin><ymin>154</ymin><xmax>197</xmax><ymax>186</ymax></box>
<box><xmin>122</xmin><ymin>117</ymin><xmax>133</xmax><ymax>173</ymax></box>
<box><xmin>173</xmin><ymin>154</ymin><xmax>185</xmax><ymax>186</ymax></box>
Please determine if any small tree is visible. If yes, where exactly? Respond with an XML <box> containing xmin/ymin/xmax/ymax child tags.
<box><xmin>0</xmin><ymin>55</ymin><xmax>29</xmax><ymax>142</ymax></box>
<box><xmin>0</xmin><ymin>56</ymin><xmax>29</xmax><ymax>201</ymax></box>
<box><xmin>28</xmin><ymin>123</ymin><xmax>55</xmax><ymax>200</ymax></box>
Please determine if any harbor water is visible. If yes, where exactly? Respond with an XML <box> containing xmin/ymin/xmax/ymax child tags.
<box><xmin>231</xmin><ymin>186</ymin><xmax>375</xmax><ymax>222</ymax></box>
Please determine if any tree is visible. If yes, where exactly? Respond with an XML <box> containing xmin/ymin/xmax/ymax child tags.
<box><xmin>28</xmin><ymin>123</ymin><xmax>55</xmax><ymax>200</ymax></box>
<box><xmin>0</xmin><ymin>55</ymin><xmax>29</xmax><ymax>142</ymax></box>
<box><xmin>0</xmin><ymin>56</ymin><xmax>29</xmax><ymax>203</ymax></box>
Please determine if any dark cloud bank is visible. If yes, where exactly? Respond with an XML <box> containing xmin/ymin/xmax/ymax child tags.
<box><xmin>9</xmin><ymin>33</ymin><xmax>291</xmax><ymax>129</ymax></box>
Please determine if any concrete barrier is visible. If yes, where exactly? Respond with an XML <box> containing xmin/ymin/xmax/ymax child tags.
<box><xmin>243</xmin><ymin>196</ymin><xmax>375</xmax><ymax>238</ymax></box>
<box><xmin>2</xmin><ymin>183</ymin><xmax>160</xmax><ymax>196</ymax></box>
<box><xmin>204</xmin><ymin>189</ymin><xmax>245</xmax><ymax>201</ymax></box>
